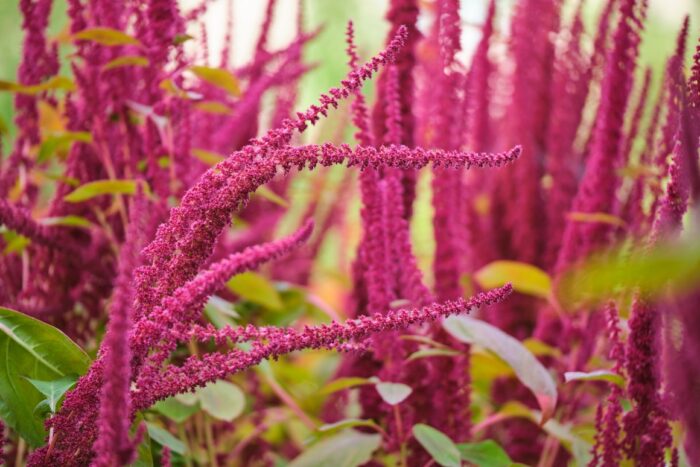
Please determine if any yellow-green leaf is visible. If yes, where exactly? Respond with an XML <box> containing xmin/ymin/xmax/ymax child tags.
<box><xmin>412</xmin><ymin>424</ymin><xmax>461</xmax><ymax>467</ymax></box>
<box><xmin>198</xmin><ymin>380</ymin><xmax>245</xmax><ymax>422</ymax></box>
<box><xmin>444</xmin><ymin>316</ymin><xmax>557</xmax><ymax>424</ymax></box>
<box><xmin>64</xmin><ymin>179</ymin><xmax>147</xmax><ymax>203</ymax></box>
<box><xmin>192</xmin><ymin>148</ymin><xmax>225</xmax><ymax>166</ymax></box>
<box><xmin>73</xmin><ymin>27</ymin><xmax>141</xmax><ymax>46</ymax></box>
<box><xmin>254</xmin><ymin>186</ymin><xmax>289</xmax><ymax>208</ymax></box>
<box><xmin>189</xmin><ymin>66</ymin><xmax>241</xmax><ymax>96</ymax></box>
<box><xmin>288</xmin><ymin>430</ymin><xmax>381</xmax><ymax>467</ymax></box>
<box><xmin>103</xmin><ymin>55</ymin><xmax>149</xmax><ymax>71</ymax></box>
<box><xmin>227</xmin><ymin>272</ymin><xmax>283</xmax><ymax>310</ymax></box>
<box><xmin>40</xmin><ymin>215</ymin><xmax>92</xmax><ymax>229</ymax></box>
<box><xmin>194</xmin><ymin>101</ymin><xmax>232</xmax><ymax>115</ymax></box>
<box><xmin>564</xmin><ymin>370</ymin><xmax>624</xmax><ymax>388</ymax></box>
<box><xmin>38</xmin><ymin>131</ymin><xmax>92</xmax><ymax>163</ymax></box>
<box><xmin>567</xmin><ymin>212</ymin><xmax>626</xmax><ymax>228</ymax></box>
<box><xmin>0</xmin><ymin>76</ymin><xmax>76</xmax><ymax>95</ymax></box>
<box><xmin>474</xmin><ymin>260</ymin><xmax>552</xmax><ymax>299</ymax></box>
<box><xmin>319</xmin><ymin>377</ymin><xmax>374</xmax><ymax>395</ymax></box>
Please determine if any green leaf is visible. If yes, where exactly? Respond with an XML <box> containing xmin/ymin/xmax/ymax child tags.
<box><xmin>227</xmin><ymin>272</ymin><xmax>283</xmax><ymax>311</ymax></box>
<box><xmin>412</xmin><ymin>424</ymin><xmax>461</xmax><ymax>467</ymax></box>
<box><xmin>2</xmin><ymin>231</ymin><xmax>30</xmax><ymax>255</ymax></box>
<box><xmin>566</xmin><ymin>212</ymin><xmax>626</xmax><ymax>228</ymax></box>
<box><xmin>254</xmin><ymin>186</ymin><xmax>289</xmax><ymax>208</ymax></box>
<box><xmin>375</xmin><ymin>382</ymin><xmax>412</xmax><ymax>406</ymax></box>
<box><xmin>0</xmin><ymin>307</ymin><xmax>91</xmax><ymax>446</ymax></box>
<box><xmin>444</xmin><ymin>316</ymin><xmax>557</xmax><ymax>424</ymax></box>
<box><xmin>73</xmin><ymin>27</ymin><xmax>142</xmax><ymax>46</ymax></box>
<box><xmin>198</xmin><ymin>380</ymin><xmax>245</xmax><ymax>422</ymax></box>
<box><xmin>318</xmin><ymin>418</ymin><xmax>382</xmax><ymax>434</ymax></box>
<box><xmin>38</xmin><ymin>131</ymin><xmax>92</xmax><ymax>163</ymax></box>
<box><xmin>407</xmin><ymin>348</ymin><xmax>461</xmax><ymax>361</ymax></box>
<box><xmin>0</xmin><ymin>76</ymin><xmax>76</xmax><ymax>95</ymax></box>
<box><xmin>194</xmin><ymin>101</ymin><xmax>232</xmax><ymax>115</ymax></box>
<box><xmin>131</xmin><ymin>418</ymin><xmax>154</xmax><ymax>467</ymax></box>
<box><xmin>564</xmin><ymin>370</ymin><xmax>624</xmax><ymax>388</ymax></box>
<box><xmin>40</xmin><ymin>215</ymin><xmax>92</xmax><ymax>229</ymax></box>
<box><xmin>474</xmin><ymin>261</ymin><xmax>552</xmax><ymax>299</ymax></box>
<box><xmin>189</xmin><ymin>66</ymin><xmax>241</xmax><ymax>96</ymax></box>
<box><xmin>146</xmin><ymin>423</ymin><xmax>187</xmax><ymax>455</ymax></box>
<box><xmin>319</xmin><ymin>377</ymin><xmax>373</xmax><ymax>395</ymax></box>
<box><xmin>25</xmin><ymin>375</ymin><xmax>77</xmax><ymax>413</ymax></box>
<box><xmin>191</xmin><ymin>148</ymin><xmax>225</xmax><ymax>166</ymax></box>
<box><xmin>203</xmin><ymin>296</ymin><xmax>239</xmax><ymax>329</ymax></box>
<box><xmin>152</xmin><ymin>397</ymin><xmax>199</xmax><ymax>423</ymax></box>
<box><xmin>456</xmin><ymin>440</ymin><xmax>513</xmax><ymax>467</ymax></box>
<box><xmin>103</xmin><ymin>55</ymin><xmax>150</xmax><ymax>71</ymax></box>
<box><xmin>288</xmin><ymin>429</ymin><xmax>382</xmax><ymax>467</ymax></box>
<box><xmin>64</xmin><ymin>179</ymin><xmax>146</xmax><ymax>203</ymax></box>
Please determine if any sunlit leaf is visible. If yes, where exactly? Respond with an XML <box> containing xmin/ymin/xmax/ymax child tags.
<box><xmin>198</xmin><ymin>380</ymin><xmax>245</xmax><ymax>422</ymax></box>
<box><xmin>37</xmin><ymin>131</ymin><xmax>92</xmax><ymax>163</ymax></box>
<box><xmin>189</xmin><ymin>66</ymin><xmax>241</xmax><ymax>96</ymax></box>
<box><xmin>254</xmin><ymin>186</ymin><xmax>289</xmax><ymax>208</ymax></box>
<box><xmin>40</xmin><ymin>215</ymin><xmax>92</xmax><ymax>229</ymax></box>
<box><xmin>407</xmin><ymin>348</ymin><xmax>461</xmax><ymax>361</ymax></box>
<box><xmin>288</xmin><ymin>429</ymin><xmax>381</xmax><ymax>467</ymax></box>
<box><xmin>319</xmin><ymin>377</ymin><xmax>374</xmax><ymax>395</ymax></box>
<box><xmin>523</xmin><ymin>338</ymin><xmax>562</xmax><ymax>358</ymax></box>
<box><xmin>146</xmin><ymin>423</ymin><xmax>187</xmax><ymax>455</ymax></box>
<box><xmin>192</xmin><ymin>148</ymin><xmax>225</xmax><ymax>166</ymax></box>
<box><xmin>318</xmin><ymin>418</ymin><xmax>382</xmax><ymax>433</ymax></box>
<box><xmin>0</xmin><ymin>307</ymin><xmax>90</xmax><ymax>446</ymax></box>
<box><xmin>25</xmin><ymin>375</ymin><xmax>77</xmax><ymax>413</ymax></box>
<box><xmin>2</xmin><ymin>231</ymin><xmax>31</xmax><ymax>255</ymax></box>
<box><xmin>64</xmin><ymin>179</ymin><xmax>146</xmax><ymax>202</ymax></box>
<box><xmin>203</xmin><ymin>296</ymin><xmax>239</xmax><ymax>329</ymax></box>
<box><xmin>474</xmin><ymin>261</ymin><xmax>552</xmax><ymax>299</ymax></box>
<box><xmin>103</xmin><ymin>55</ymin><xmax>149</xmax><ymax>71</ymax></box>
<box><xmin>564</xmin><ymin>370</ymin><xmax>624</xmax><ymax>388</ymax></box>
<box><xmin>456</xmin><ymin>440</ymin><xmax>513</xmax><ymax>467</ymax></box>
<box><xmin>567</xmin><ymin>212</ymin><xmax>626</xmax><ymax>228</ymax></box>
<box><xmin>412</xmin><ymin>424</ymin><xmax>461</xmax><ymax>467</ymax></box>
<box><xmin>227</xmin><ymin>272</ymin><xmax>283</xmax><ymax>310</ymax></box>
<box><xmin>152</xmin><ymin>397</ymin><xmax>199</xmax><ymax>424</ymax></box>
<box><xmin>444</xmin><ymin>316</ymin><xmax>557</xmax><ymax>424</ymax></box>
<box><xmin>173</xmin><ymin>34</ymin><xmax>193</xmax><ymax>46</ymax></box>
<box><xmin>0</xmin><ymin>76</ymin><xmax>76</xmax><ymax>95</ymax></box>
<box><xmin>375</xmin><ymin>382</ymin><xmax>412</xmax><ymax>406</ymax></box>
<box><xmin>73</xmin><ymin>27</ymin><xmax>141</xmax><ymax>46</ymax></box>
<box><xmin>194</xmin><ymin>101</ymin><xmax>232</xmax><ymax>115</ymax></box>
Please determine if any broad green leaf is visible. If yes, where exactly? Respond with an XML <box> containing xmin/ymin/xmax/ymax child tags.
<box><xmin>255</xmin><ymin>186</ymin><xmax>289</xmax><ymax>208</ymax></box>
<box><xmin>198</xmin><ymin>380</ymin><xmax>245</xmax><ymax>422</ymax></box>
<box><xmin>288</xmin><ymin>429</ymin><xmax>381</xmax><ymax>467</ymax></box>
<box><xmin>174</xmin><ymin>392</ymin><xmax>198</xmax><ymax>406</ymax></box>
<box><xmin>567</xmin><ymin>212</ymin><xmax>626</xmax><ymax>228</ymax></box>
<box><xmin>456</xmin><ymin>440</ymin><xmax>513</xmax><ymax>467</ymax></box>
<box><xmin>25</xmin><ymin>375</ymin><xmax>77</xmax><ymax>413</ymax></box>
<box><xmin>444</xmin><ymin>316</ymin><xmax>557</xmax><ymax>424</ymax></box>
<box><xmin>40</xmin><ymin>215</ymin><xmax>92</xmax><ymax>229</ymax></box>
<box><xmin>192</xmin><ymin>148</ymin><xmax>225</xmax><ymax>166</ymax></box>
<box><xmin>103</xmin><ymin>55</ymin><xmax>150</xmax><ymax>71</ymax></box>
<box><xmin>375</xmin><ymin>382</ymin><xmax>412</xmax><ymax>406</ymax></box>
<box><xmin>2</xmin><ymin>231</ymin><xmax>30</xmax><ymax>255</ymax></box>
<box><xmin>319</xmin><ymin>377</ymin><xmax>373</xmax><ymax>395</ymax></box>
<box><xmin>152</xmin><ymin>397</ymin><xmax>199</xmax><ymax>423</ymax></box>
<box><xmin>412</xmin><ymin>424</ymin><xmax>461</xmax><ymax>467</ymax></box>
<box><xmin>0</xmin><ymin>307</ymin><xmax>91</xmax><ymax>446</ymax></box>
<box><xmin>203</xmin><ymin>296</ymin><xmax>239</xmax><ymax>329</ymax></box>
<box><xmin>189</xmin><ymin>66</ymin><xmax>241</xmax><ymax>96</ymax></box>
<box><xmin>64</xmin><ymin>179</ymin><xmax>146</xmax><ymax>202</ymax></box>
<box><xmin>194</xmin><ymin>101</ymin><xmax>232</xmax><ymax>115</ymax></box>
<box><xmin>541</xmin><ymin>417</ymin><xmax>592</xmax><ymax>465</ymax></box>
<box><xmin>407</xmin><ymin>348</ymin><xmax>461</xmax><ymax>361</ymax></box>
<box><xmin>564</xmin><ymin>370</ymin><xmax>624</xmax><ymax>388</ymax></box>
<box><xmin>38</xmin><ymin>131</ymin><xmax>92</xmax><ymax>163</ymax></box>
<box><xmin>227</xmin><ymin>272</ymin><xmax>283</xmax><ymax>310</ymax></box>
<box><xmin>73</xmin><ymin>27</ymin><xmax>142</xmax><ymax>46</ymax></box>
<box><xmin>0</xmin><ymin>76</ymin><xmax>75</xmax><ymax>95</ymax></box>
<box><xmin>318</xmin><ymin>418</ymin><xmax>382</xmax><ymax>433</ymax></box>
<box><xmin>474</xmin><ymin>260</ymin><xmax>552</xmax><ymax>299</ymax></box>
<box><xmin>146</xmin><ymin>423</ymin><xmax>187</xmax><ymax>455</ymax></box>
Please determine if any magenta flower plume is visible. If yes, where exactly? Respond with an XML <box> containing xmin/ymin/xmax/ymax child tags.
<box><xmin>0</xmin><ymin>200</ymin><xmax>79</xmax><ymax>254</ymax></box>
<box><xmin>133</xmin><ymin>285</ymin><xmax>513</xmax><ymax>409</ymax></box>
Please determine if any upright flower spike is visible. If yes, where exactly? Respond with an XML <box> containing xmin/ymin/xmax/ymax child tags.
<box><xmin>556</xmin><ymin>0</ymin><xmax>646</xmax><ymax>271</ymax></box>
<box><xmin>92</xmin><ymin>195</ymin><xmax>147</xmax><ymax>467</ymax></box>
